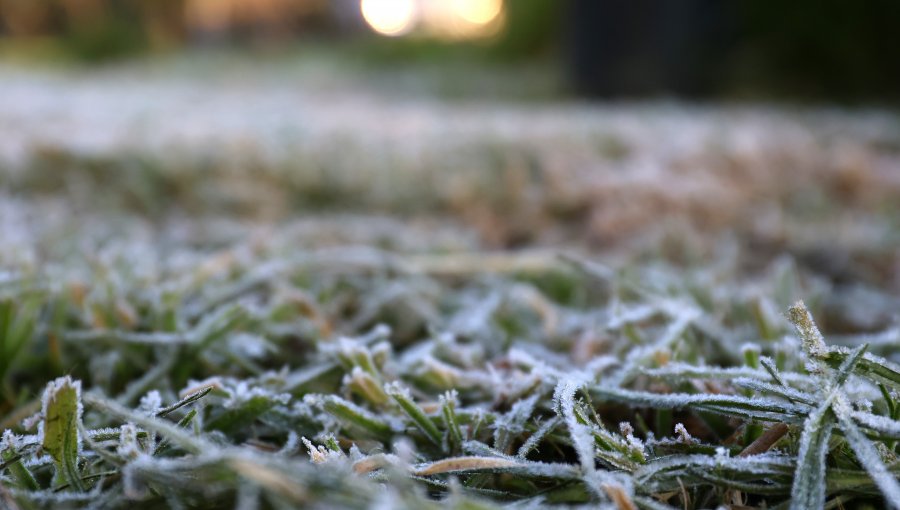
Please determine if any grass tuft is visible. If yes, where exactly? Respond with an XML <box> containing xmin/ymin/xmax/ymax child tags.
<box><xmin>2</xmin><ymin>246</ymin><xmax>899</xmax><ymax>508</ymax></box>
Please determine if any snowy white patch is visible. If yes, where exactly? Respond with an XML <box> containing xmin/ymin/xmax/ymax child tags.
<box><xmin>138</xmin><ymin>390</ymin><xmax>163</xmax><ymax>417</ymax></box>
<box><xmin>301</xmin><ymin>436</ymin><xmax>345</xmax><ymax>464</ymax></box>
<box><xmin>674</xmin><ymin>423</ymin><xmax>693</xmax><ymax>444</ymax></box>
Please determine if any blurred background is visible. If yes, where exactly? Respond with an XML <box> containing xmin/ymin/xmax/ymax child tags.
<box><xmin>1</xmin><ymin>0</ymin><xmax>899</xmax><ymax>100</ymax></box>
<box><xmin>1</xmin><ymin>0</ymin><xmax>899</xmax><ymax>332</ymax></box>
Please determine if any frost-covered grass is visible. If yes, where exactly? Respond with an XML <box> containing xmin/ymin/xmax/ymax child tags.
<box><xmin>3</xmin><ymin>59</ymin><xmax>900</xmax><ymax>251</ymax></box>
<box><xmin>2</xmin><ymin>237</ymin><xmax>900</xmax><ymax>509</ymax></box>
<box><xmin>2</xmin><ymin>60</ymin><xmax>900</xmax><ymax>509</ymax></box>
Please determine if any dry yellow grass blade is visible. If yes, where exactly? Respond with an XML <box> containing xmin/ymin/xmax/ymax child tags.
<box><xmin>413</xmin><ymin>456</ymin><xmax>521</xmax><ymax>476</ymax></box>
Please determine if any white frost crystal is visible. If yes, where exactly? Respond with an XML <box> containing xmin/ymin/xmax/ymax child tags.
<box><xmin>675</xmin><ymin>423</ymin><xmax>693</xmax><ymax>444</ymax></box>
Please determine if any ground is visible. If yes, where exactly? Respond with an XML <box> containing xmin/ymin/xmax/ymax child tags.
<box><xmin>1</xmin><ymin>51</ymin><xmax>899</xmax><ymax>509</ymax></box>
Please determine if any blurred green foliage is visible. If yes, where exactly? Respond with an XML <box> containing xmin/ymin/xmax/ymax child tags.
<box><xmin>0</xmin><ymin>0</ymin><xmax>184</xmax><ymax>61</ymax></box>
<box><xmin>1</xmin><ymin>0</ymin><xmax>898</xmax><ymax>100</ymax></box>
<box><xmin>489</xmin><ymin>0</ymin><xmax>559</xmax><ymax>59</ymax></box>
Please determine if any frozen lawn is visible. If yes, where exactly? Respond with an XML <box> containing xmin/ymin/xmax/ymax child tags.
<box><xmin>1</xmin><ymin>56</ymin><xmax>899</xmax><ymax>508</ymax></box>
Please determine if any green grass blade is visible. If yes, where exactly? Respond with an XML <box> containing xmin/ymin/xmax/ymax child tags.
<box><xmin>154</xmin><ymin>408</ymin><xmax>198</xmax><ymax>456</ymax></box>
<box><xmin>1</xmin><ymin>441</ymin><xmax>39</xmax><ymax>491</ymax></box>
<box><xmin>205</xmin><ymin>395</ymin><xmax>277</xmax><ymax>435</ymax></box>
<box><xmin>41</xmin><ymin>377</ymin><xmax>85</xmax><ymax>492</ymax></box>
<box><xmin>83</xmin><ymin>392</ymin><xmax>207</xmax><ymax>454</ymax></box>
<box><xmin>385</xmin><ymin>382</ymin><xmax>443</xmax><ymax>447</ymax></box>
<box><xmin>317</xmin><ymin>395</ymin><xmax>394</xmax><ymax>441</ymax></box>
<box><xmin>791</xmin><ymin>405</ymin><xmax>834</xmax><ymax>510</ymax></box>
<box><xmin>440</xmin><ymin>391</ymin><xmax>464</xmax><ymax>454</ymax></box>
<box><xmin>823</xmin><ymin>349</ymin><xmax>900</xmax><ymax>389</ymax></box>
<box><xmin>790</xmin><ymin>343</ymin><xmax>868</xmax><ymax>510</ymax></box>
<box><xmin>833</xmin><ymin>396</ymin><xmax>900</xmax><ymax>508</ymax></box>
<box><xmin>589</xmin><ymin>386</ymin><xmax>809</xmax><ymax>423</ymax></box>
<box><xmin>156</xmin><ymin>387</ymin><xmax>213</xmax><ymax>418</ymax></box>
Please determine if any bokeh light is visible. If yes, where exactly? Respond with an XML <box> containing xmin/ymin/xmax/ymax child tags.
<box><xmin>360</xmin><ymin>0</ymin><xmax>416</xmax><ymax>37</ymax></box>
<box><xmin>360</xmin><ymin>0</ymin><xmax>505</xmax><ymax>39</ymax></box>
<box><xmin>451</xmin><ymin>0</ymin><xmax>502</xmax><ymax>25</ymax></box>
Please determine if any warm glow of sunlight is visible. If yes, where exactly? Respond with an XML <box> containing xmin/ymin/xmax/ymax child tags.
<box><xmin>451</xmin><ymin>0</ymin><xmax>502</xmax><ymax>25</ymax></box>
<box><xmin>360</xmin><ymin>0</ymin><xmax>416</xmax><ymax>36</ymax></box>
<box><xmin>360</xmin><ymin>0</ymin><xmax>504</xmax><ymax>39</ymax></box>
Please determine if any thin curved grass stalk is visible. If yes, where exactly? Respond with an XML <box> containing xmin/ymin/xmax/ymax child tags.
<box><xmin>789</xmin><ymin>338</ymin><xmax>868</xmax><ymax>510</ymax></box>
<box><xmin>517</xmin><ymin>416</ymin><xmax>561</xmax><ymax>459</ymax></box>
<box><xmin>414</xmin><ymin>456</ymin><xmax>580</xmax><ymax>479</ymax></box>
<box><xmin>589</xmin><ymin>387</ymin><xmax>809</xmax><ymax>423</ymax></box>
<box><xmin>155</xmin><ymin>387</ymin><xmax>213</xmax><ymax>418</ymax></box>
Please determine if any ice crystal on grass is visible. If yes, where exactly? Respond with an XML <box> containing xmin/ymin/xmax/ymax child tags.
<box><xmin>116</xmin><ymin>422</ymin><xmax>142</xmax><ymax>460</ymax></box>
<box><xmin>792</xmin><ymin>402</ymin><xmax>835</xmax><ymax>510</ymax></box>
<box><xmin>137</xmin><ymin>390</ymin><xmax>163</xmax><ymax>416</ymax></box>
<box><xmin>302</xmin><ymin>436</ymin><xmax>345</xmax><ymax>465</ymax></box>
<box><xmin>851</xmin><ymin>410</ymin><xmax>900</xmax><ymax>438</ymax></box>
<box><xmin>674</xmin><ymin>423</ymin><xmax>693</xmax><ymax>444</ymax></box>
<box><xmin>789</xmin><ymin>300</ymin><xmax>829</xmax><ymax>373</ymax></box>
<box><xmin>3</xmin><ymin>224</ymin><xmax>900</xmax><ymax>508</ymax></box>
<box><xmin>833</xmin><ymin>396</ymin><xmax>900</xmax><ymax>508</ymax></box>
